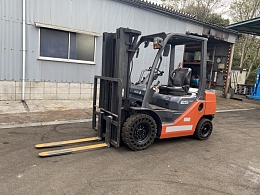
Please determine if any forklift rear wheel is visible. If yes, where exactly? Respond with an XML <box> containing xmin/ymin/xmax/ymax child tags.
<box><xmin>194</xmin><ymin>118</ymin><xmax>213</xmax><ymax>140</ymax></box>
<box><xmin>122</xmin><ymin>113</ymin><xmax>157</xmax><ymax>151</ymax></box>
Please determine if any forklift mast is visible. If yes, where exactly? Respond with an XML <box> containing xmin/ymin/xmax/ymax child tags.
<box><xmin>100</xmin><ymin>28</ymin><xmax>141</xmax><ymax>106</ymax></box>
<box><xmin>92</xmin><ymin>28</ymin><xmax>141</xmax><ymax>148</ymax></box>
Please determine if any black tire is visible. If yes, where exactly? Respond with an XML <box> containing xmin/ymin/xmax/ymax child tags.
<box><xmin>122</xmin><ymin>113</ymin><xmax>157</xmax><ymax>151</ymax></box>
<box><xmin>194</xmin><ymin>118</ymin><xmax>213</xmax><ymax>140</ymax></box>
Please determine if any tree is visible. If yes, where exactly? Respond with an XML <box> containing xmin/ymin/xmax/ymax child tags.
<box><xmin>161</xmin><ymin>0</ymin><xmax>229</xmax><ymax>26</ymax></box>
<box><xmin>229</xmin><ymin>0</ymin><xmax>260</xmax><ymax>81</ymax></box>
<box><xmin>207</xmin><ymin>13</ymin><xmax>229</xmax><ymax>26</ymax></box>
<box><xmin>246</xmin><ymin>68</ymin><xmax>258</xmax><ymax>84</ymax></box>
<box><xmin>230</xmin><ymin>0</ymin><xmax>260</xmax><ymax>22</ymax></box>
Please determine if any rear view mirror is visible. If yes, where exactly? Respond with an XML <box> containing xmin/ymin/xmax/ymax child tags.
<box><xmin>144</xmin><ymin>41</ymin><xmax>149</xmax><ymax>48</ymax></box>
<box><xmin>163</xmin><ymin>44</ymin><xmax>170</xmax><ymax>57</ymax></box>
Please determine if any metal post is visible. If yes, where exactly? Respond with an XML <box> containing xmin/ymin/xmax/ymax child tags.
<box><xmin>22</xmin><ymin>0</ymin><xmax>26</xmax><ymax>102</ymax></box>
<box><xmin>198</xmin><ymin>39</ymin><xmax>207</xmax><ymax>100</ymax></box>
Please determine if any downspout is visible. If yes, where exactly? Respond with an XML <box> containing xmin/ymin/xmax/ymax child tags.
<box><xmin>22</xmin><ymin>0</ymin><xmax>26</xmax><ymax>102</ymax></box>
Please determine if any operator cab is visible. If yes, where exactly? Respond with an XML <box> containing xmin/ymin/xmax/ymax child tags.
<box><xmin>129</xmin><ymin>32</ymin><xmax>207</xmax><ymax>116</ymax></box>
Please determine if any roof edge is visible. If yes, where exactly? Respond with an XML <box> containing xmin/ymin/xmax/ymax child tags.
<box><xmin>115</xmin><ymin>0</ymin><xmax>238</xmax><ymax>36</ymax></box>
<box><xmin>227</xmin><ymin>17</ymin><xmax>260</xmax><ymax>28</ymax></box>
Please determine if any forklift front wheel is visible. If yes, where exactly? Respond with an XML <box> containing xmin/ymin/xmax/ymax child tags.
<box><xmin>194</xmin><ymin>118</ymin><xmax>213</xmax><ymax>140</ymax></box>
<box><xmin>122</xmin><ymin>113</ymin><xmax>157</xmax><ymax>151</ymax></box>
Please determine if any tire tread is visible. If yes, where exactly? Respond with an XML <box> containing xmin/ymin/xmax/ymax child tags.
<box><xmin>122</xmin><ymin>113</ymin><xmax>157</xmax><ymax>151</ymax></box>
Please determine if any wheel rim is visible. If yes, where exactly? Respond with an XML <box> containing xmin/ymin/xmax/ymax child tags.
<box><xmin>200</xmin><ymin>122</ymin><xmax>212</xmax><ymax>137</ymax></box>
<box><xmin>133</xmin><ymin>122</ymin><xmax>151</xmax><ymax>143</ymax></box>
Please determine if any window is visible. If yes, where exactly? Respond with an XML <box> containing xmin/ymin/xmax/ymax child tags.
<box><xmin>39</xmin><ymin>28</ymin><xmax>95</xmax><ymax>63</ymax></box>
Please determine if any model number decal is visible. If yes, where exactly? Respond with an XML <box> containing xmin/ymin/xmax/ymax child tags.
<box><xmin>133</xmin><ymin>90</ymin><xmax>142</xmax><ymax>94</ymax></box>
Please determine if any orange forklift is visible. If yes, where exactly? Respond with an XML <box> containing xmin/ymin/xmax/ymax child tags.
<box><xmin>36</xmin><ymin>27</ymin><xmax>216</xmax><ymax>157</ymax></box>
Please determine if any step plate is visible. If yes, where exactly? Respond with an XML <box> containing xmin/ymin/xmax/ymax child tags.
<box><xmin>35</xmin><ymin>137</ymin><xmax>100</xmax><ymax>149</ymax></box>
<box><xmin>39</xmin><ymin>143</ymin><xmax>108</xmax><ymax>157</ymax></box>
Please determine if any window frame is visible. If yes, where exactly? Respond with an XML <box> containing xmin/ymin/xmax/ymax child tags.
<box><xmin>36</xmin><ymin>23</ymin><xmax>98</xmax><ymax>65</ymax></box>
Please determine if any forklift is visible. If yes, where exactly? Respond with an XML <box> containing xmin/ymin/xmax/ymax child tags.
<box><xmin>36</xmin><ymin>27</ymin><xmax>216</xmax><ymax>157</ymax></box>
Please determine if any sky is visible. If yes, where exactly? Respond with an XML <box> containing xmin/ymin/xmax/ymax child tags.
<box><xmin>151</xmin><ymin>0</ymin><xmax>161</xmax><ymax>3</ymax></box>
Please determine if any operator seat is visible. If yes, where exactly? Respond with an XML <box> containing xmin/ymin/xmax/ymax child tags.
<box><xmin>159</xmin><ymin>68</ymin><xmax>192</xmax><ymax>95</ymax></box>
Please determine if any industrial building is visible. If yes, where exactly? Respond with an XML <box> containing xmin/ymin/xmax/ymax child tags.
<box><xmin>0</xmin><ymin>0</ymin><xmax>237</xmax><ymax>101</ymax></box>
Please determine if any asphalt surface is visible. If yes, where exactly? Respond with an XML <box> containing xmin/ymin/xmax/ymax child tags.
<box><xmin>1</xmin><ymin>109</ymin><xmax>260</xmax><ymax>195</ymax></box>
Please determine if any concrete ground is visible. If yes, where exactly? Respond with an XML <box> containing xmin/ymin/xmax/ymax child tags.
<box><xmin>0</xmin><ymin>100</ymin><xmax>93</xmax><ymax>129</ymax></box>
<box><xmin>0</xmin><ymin>96</ymin><xmax>260</xmax><ymax>129</ymax></box>
<box><xmin>0</xmin><ymin>96</ymin><xmax>260</xmax><ymax>195</ymax></box>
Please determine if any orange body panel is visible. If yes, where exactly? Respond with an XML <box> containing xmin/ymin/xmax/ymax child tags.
<box><xmin>204</xmin><ymin>91</ymin><xmax>217</xmax><ymax>114</ymax></box>
<box><xmin>159</xmin><ymin>91</ymin><xmax>216</xmax><ymax>139</ymax></box>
